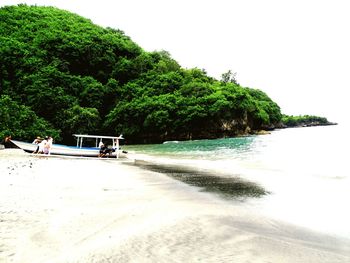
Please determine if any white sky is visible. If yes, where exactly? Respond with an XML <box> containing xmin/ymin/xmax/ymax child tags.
<box><xmin>2</xmin><ymin>0</ymin><xmax>349</xmax><ymax>123</ymax></box>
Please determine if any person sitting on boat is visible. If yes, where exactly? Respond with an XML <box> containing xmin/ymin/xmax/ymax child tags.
<box><xmin>106</xmin><ymin>147</ymin><xmax>115</xmax><ymax>156</ymax></box>
<box><xmin>99</xmin><ymin>142</ymin><xmax>106</xmax><ymax>157</ymax></box>
<box><xmin>98</xmin><ymin>140</ymin><xmax>104</xmax><ymax>148</ymax></box>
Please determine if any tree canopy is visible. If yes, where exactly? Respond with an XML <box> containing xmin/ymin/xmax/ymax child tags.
<box><xmin>1</xmin><ymin>4</ymin><xmax>286</xmax><ymax>143</ymax></box>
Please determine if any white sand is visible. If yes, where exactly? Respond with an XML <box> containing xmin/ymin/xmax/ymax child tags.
<box><xmin>1</xmin><ymin>149</ymin><xmax>350</xmax><ymax>263</ymax></box>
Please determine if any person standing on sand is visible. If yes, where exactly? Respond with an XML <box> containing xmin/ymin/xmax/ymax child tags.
<box><xmin>37</xmin><ymin>137</ymin><xmax>47</xmax><ymax>154</ymax></box>
<box><xmin>43</xmin><ymin>136</ymin><xmax>53</xmax><ymax>155</ymax></box>
<box><xmin>32</xmin><ymin>136</ymin><xmax>41</xmax><ymax>153</ymax></box>
<box><xmin>3</xmin><ymin>135</ymin><xmax>13</xmax><ymax>148</ymax></box>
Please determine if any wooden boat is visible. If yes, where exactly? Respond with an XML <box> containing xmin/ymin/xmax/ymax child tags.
<box><xmin>10</xmin><ymin>134</ymin><xmax>126</xmax><ymax>158</ymax></box>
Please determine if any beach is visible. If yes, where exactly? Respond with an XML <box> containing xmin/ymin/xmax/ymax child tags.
<box><xmin>1</xmin><ymin>149</ymin><xmax>350</xmax><ymax>263</ymax></box>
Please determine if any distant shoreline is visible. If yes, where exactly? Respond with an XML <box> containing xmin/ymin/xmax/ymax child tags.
<box><xmin>0</xmin><ymin>119</ymin><xmax>338</xmax><ymax>149</ymax></box>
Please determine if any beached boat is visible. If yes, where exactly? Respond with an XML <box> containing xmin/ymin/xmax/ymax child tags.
<box><xmin>10</xmin><ymin>134</ymin><xmax>126</xmax><ymax>158</ymax></box>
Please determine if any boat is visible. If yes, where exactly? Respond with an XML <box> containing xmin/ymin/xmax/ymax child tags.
<box><xmin>10</xmin><ymin>134</ymin><xmax>126</xmax><ymax>158</ymax></box>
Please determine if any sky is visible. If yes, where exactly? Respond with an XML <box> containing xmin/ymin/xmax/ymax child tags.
<box><xmin>2</xmin><ymin>0</ymin><xmax>349</xmax><ymax>124</ymax></box>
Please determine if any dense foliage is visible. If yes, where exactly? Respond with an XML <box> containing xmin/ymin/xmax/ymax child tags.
<box><xmin>0</xmin><ymin>95</ymin><xmax>60</xmax><ymax>140</ymax></box>
<box><xmin>0</xmin><ymin>5</ymin><xmax>283</xmax><ymax>143</ymax></box>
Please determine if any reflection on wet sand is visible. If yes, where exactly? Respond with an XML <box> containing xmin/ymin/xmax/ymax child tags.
<box><xmin>132</xmin><ymin>160</ymin><xmax>268</xmax><ymax>199</ymax></box>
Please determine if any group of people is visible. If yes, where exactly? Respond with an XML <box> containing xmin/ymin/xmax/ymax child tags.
<box><xmin>98</xmin><ymin>141</ymin><xmax>115</xmax><ymax>157</ymax></box>
<box><xmin>32</xmin><ymin>136</ymin><xmax>53</xmax><ymax>154</ymax></box>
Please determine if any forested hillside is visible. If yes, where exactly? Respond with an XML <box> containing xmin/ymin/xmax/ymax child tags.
<box><xmin>0</xmin><ymin>4</ymin><xmax>283</xmax><ymax>143</ymax></box>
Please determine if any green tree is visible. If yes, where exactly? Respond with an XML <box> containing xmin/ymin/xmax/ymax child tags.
<box><xmin>0</xmin><ymin>95</ymin><xmax>60</xmax><ymax>141</ymax></box>
<box><xmin>221</xmin><ymin>70</ymin><xmax>239</xmax><ymax>85</ymax></box>
<box><xmin>60</xmin><ymin>105</ymin><xmax>101</xmax><ymax>141</ymax></box>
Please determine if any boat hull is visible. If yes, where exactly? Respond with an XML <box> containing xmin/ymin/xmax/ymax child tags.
<box><xmin>10</xmin><ymin>140</ymin><xmax>124</xmax><ymax>158</ymax></box>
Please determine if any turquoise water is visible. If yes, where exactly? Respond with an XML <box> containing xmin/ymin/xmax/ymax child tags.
<box><xmin>125</xmin><ymin>124</ymin><xmax>350</xmax><ymax>238</ymax></box>
<box><xmin>126</xmin><ymin>136</ymin><xmax>256</xmax><ymax>160</ymax></box>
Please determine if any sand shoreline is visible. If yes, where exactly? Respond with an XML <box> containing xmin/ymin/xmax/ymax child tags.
<box><xmin>1</xmin><ymin>149</ymin><xmax>350</xmax><ymax>262</ymax></box>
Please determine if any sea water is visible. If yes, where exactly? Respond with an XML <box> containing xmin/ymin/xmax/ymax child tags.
<box><xmin>125</xmin><ymin>124</ymin><xmax>350</xmax><ymax>238</ymax></box>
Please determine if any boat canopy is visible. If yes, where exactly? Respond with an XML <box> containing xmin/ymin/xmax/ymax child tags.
<box><xmin>73</xmin><ymin>134</ymin><xmax>124</xmax><ymax>149</ymax></box>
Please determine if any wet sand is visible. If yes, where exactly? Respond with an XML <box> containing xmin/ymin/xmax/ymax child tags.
<box><xmin>1</xmin><ymin>149</ymin><xmax>350</xmax><ymax>262</ymax></box>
